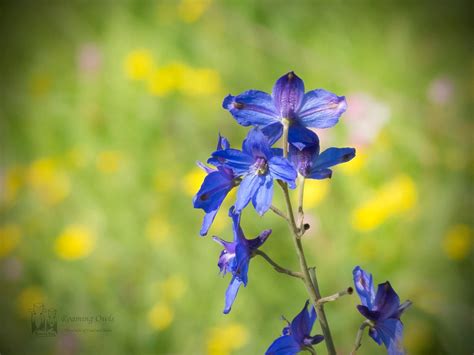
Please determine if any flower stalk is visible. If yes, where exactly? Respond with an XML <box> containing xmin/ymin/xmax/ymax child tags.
<box><xmin>350</xmin><ymin>320</ymin><xmax>372</xmax><ymax>355</ymax></box>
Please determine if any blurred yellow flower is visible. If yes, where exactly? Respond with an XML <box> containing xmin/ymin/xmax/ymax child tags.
<box><xmin>148</xmin><ymin>302</ymin><xmax>174</xmax><ymax>331</ymax></box>
<box><xmin>442</xmin><ymin>224</ymin><xmax>472</xmax><ymax>260</ymax></box>
<box><xmin>0</xmin><ymin>224</ymin><xmax>21</xmax><ymax>258</ymax></box>
<box><xmin>340</xmin><ymin>149</ymin><xmax>366</xmax><ymax>175</ymax></box>
<box><xmin>352</xmin><ymin>175</ymin><xmax>417</xmax><ymax>232</ymax></box>
<box><xmin>146</xmin><ymin>216</ymin><xmax>170</xmax><ymax>245</ymax></box>
<box><xmin>17</xmin><ymin>286</ymin><xmax>45</xmax><ymax>317</ymax></box>
<box><xmin>304</xmin><ymin>179</ymin><xmax>330</xmax><ymax>209</ymax></box>
<box><xmin>183</xmin><ymin>167</ymin><xmax>206</xmax><ymax>197</ymax></box>
<box><xmin>54</xmin><ymin>225</ymin><xmax>95</xmax><ymax>260</ymax></box>
<box><xmin>181</xmin><ymin>68</ymin><xmax>221</xmax><ymax>96</ymax></box>
<box><xmin>124</xmin><ymin>49</ymin><xmax>154</xmax><ymax>80</ymax></box>
<box><xmin>148</xmin><ymin>62</ymin><xmax>189</xmax><ymax>96</ymax></box>
<box><xmin>160</xmin><ymin>275</ymin><xmax>188</xmax><ymax>303</ymax></box>
<box><xmin>2</xmin><ymin>166</ymin><xmax>24</xmax><ymax>205</ymax></box>
<box><xmin>96</xmin><ymin>150</ymin><xmax>123</xmax><ymax>174</ymax></box>
<box><xmin>178</xmin><ymin>0</ymin><xmax>211</xmax><ymax>23</ymax></box>
<box><xmin>28</xmin><ymin>158</ymin><xmax>70</xmax><ymax>206</ymax></box>
<box><xmin>206</xmin><ymin>323</ymin><xmax>249</xmax><ymax>355</ymax></box>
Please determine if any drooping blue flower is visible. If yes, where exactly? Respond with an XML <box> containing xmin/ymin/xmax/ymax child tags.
<box><xmin>223</xmin><ymin>71</ymin><xmax>347</xmax><ymax>149</ymax></box>
<box><xmin>266</xmin><ymin>300</ymin><xmax>324</xmax><ymax>355</ymax></box>
<box><xmin>353</xmin><ymin>266</ymin><xmax>412</xmax><ymax>355</ymax></box>
<box><xmin>212</xmin><ymin>128</ymin><xmax>297</xmax><ymax>215</ymax></box>
<box><xmin>288</xmin><ymin>135</ymin><xmax>355</xmax><ymax>179</ymax></box>
<box><xmin>213</xmin><ymin>207</ymin><xmax>271</xmax><ymax>314</ymax></box>
<box><xmin>193</xmin><ymin>134</ymin><xmax>239</xmax><ymax>236</ymax></box>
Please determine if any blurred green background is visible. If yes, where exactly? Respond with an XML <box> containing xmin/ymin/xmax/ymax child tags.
<box><xmin>0</xmin><ymin>1</ymin><xmax>472</xmax><ymax>354</ymax></box>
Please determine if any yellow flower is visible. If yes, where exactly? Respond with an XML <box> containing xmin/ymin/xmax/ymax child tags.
<box><xmin>160</xmin><ymin>275</ymin><xmax>188</xmax><ymax>303</ymax></box>
<box><xmin>442</xmin><ymin>224</ymin><xmax>472</xmax><ymax>260</ymax></box>
<box><xmin>0</xmin><ymin>224</ymin><xmax>21</xmax><ymax>258</ymax></box>
<box><xmin>54</xmin><ymin>225</ymin><xmax>95</xmax><ymax>260</ymax></box>
<box><xmin>304</xmin><ymin>179</ymin><xmax>330</xmax><ymax>209</ymax></box>
<box><xmin>206</xmin><ymin>323</ymin><xmax>249</xmax><ymax>355</ymax></box>
<box><xmin>17</xmin><ymin>286</ymin><xmax>45</xmax><ymax>318</ymax></box>
<box><xmin>2</xmin><ymin>166</ymin><xmax>24</xmax><ymax>205</ymax></box>
<box><xmin>180</xmin><ymin>68</ymin><xmax>221</xmax><ymax>96</ymax></box>
<box><xmin>352</xmin><ymin>175</ymin><xmax>417</xmax><ymax>232</ymax></box>
<box><xmin>146</xmin><ymin>216</ymin><xmax>170</xmax><ymax>245</ymax></box>
<box><xmin>178</xmin><ymin>0</ymin><xmax>211</xmax><ymax>23</ymax></box>
<box><xmin>124</xmin><ymin>49</ymin><xmax>154</xmax><ymax>80</ymax></box>
<box><xmin>28</xmin><ymin>158</ymin><xmax>70</xmax><ymax>206</ymax></box>
<box><xmin>183</xmin><ymin>167</ymin><xmax>206</xmax><ymax>197</ymax></box>
<box><xmin>148</xmin><ymin>62</ymin><xmax>189</xmax><ymax>96</ymax></box>
<box><xmin>148</xmin><ymin>302</ymin><xmax>174</xmax><ymax>331</ymax></box>
<box><xmin>96</xmin><ymin>150</ymin><xmax>122</xmax><ymax>174</ymax></box>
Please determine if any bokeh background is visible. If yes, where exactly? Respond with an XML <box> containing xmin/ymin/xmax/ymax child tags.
<box><xmin>0</xmin><ymin>1</ymin><xmax>472</xmax><ymax>354</ymax></box>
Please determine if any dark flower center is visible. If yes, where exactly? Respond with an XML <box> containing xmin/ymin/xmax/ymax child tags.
<box><xmin>254</xmin><ymin>156</ymin><xmax>268</xmax><ymax>175</ymax></box>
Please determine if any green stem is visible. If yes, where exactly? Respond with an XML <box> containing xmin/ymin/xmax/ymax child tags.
<box><xmin>253</xmin><ymin>249</ymin><xmax>303</xmax><ymax>279</ymax></box>
<box><xmin>350</xmin><ymin>320</ymin><xmax>372</xmax><ymax>355</ymax></box>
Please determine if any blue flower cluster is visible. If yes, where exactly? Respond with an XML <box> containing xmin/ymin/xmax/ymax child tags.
<box><xmin>193</xmin><ymin>72</ymin><xmax>410</xmax><ymax>354</ymax></box>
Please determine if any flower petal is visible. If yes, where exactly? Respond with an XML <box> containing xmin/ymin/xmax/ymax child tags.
<box><xmin>262</xmin><ymin>121</ymin><xmax>284</xmax><ymax>146</ymax></box>
<box><xmin>298</xmin><ymin>89</ymin><xmax>347</xmax><ymax>128</ymax></box>
<box><xmin>312</xmin><ymin>147</ymin><xmax>355</xmax><ymax>171</ymax></box>
<box><xmin>288</xmin><ymin>123</ymin><xmax>319</xmax><ymax>151</ymax></box>
<box><xmin>248</xmin><ymin>229</ymin><xmax>272</xmax><ymax>250</ymax></box>
<box><xmin>211</xmin><ymin>149</ymin><xmax>253</xmax><ymax>175</ymax></box>
<box><xmin>307</xmin><ymin>168</ymin><xmax>332</xmax><ymax>180</ymax></box>
<box><xmin>395</xmin><ymin>300</ymin><xmax>412</xmax><ymax>319</ymax></box>
<box><xmin>223</xmin><ymin>276</ymin><xmax>243</xmax><ymax>314</ymax></box>
<box><xmin>265</xmin><ymin>335</ymin><xmax>301</xmax><ymax>355</ymax></box>
<box><xmin>272</xmin><ymin>71</ymin><xmax>305</xmax><ymax>119</ymax></box>
<box><xmin>242</xmin><ymin>128</ymin><xmax>272</xmax><ymax>159</ymax></box>
<box><xmin>200</xmin><ymin>209</ymin><xmax>217</xmax><ymax>236</ymax></box>
<box><xmin>290</xmin><ymin>300</ymin><xmax>314</xmax><ymax>343</ymax></box>
<box><xmin>193</xmin><ymin>170</ymin><xmax>233</xmax><ymax>212</ymax></box>
<box><xmin>234</xmin><ymin>243</ymin><xmax>251</xmax><ymax>285</ymax></box>
<box><xmin>353</xmin><ymin>266</ymin><xmax>376</xmax><ymax>309</ymax></box>
<box><xmin>235</xmin><ymin>174</ymin><xmax>263</xmax><ymax>213</ymax></box>
<box><xmin>375</xmin><ymin>319</ymin><xmax>404</xmax><ymax>355</ymax></box>
<box><xmin>269</xmin><ymin>156</ymin><xmax>297</xmax><ymax>188</ymax></box>
<box><xmin>223</xmin><ymin>91</ymin><xmax>278</xmax><ymax>126</ymax></box>
<box><xmin>373</xmin><ymin>282</ymin><xmax>401</xmax><ymax>319</ymax></box>
<box><xmin>289</xmin><ymin>141</ymin><xmax>319</xmax><ymax>177</ymax></box>
<box><xmin>252</xmin><ymin>175</ymin><xmax>274</xmax><ymax>215</ymax></box>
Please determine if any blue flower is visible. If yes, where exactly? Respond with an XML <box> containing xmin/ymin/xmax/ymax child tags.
<box><xmin>213</xmin><ymin>207</ymin><xmax>271</xmax><ymax>314</ymax></box>
<box><xmin>288</xmin><ymin>135</ymin><xmax>355</xmax><ymax>179</ymax></box>
<box><xmin>193</xmin><ymin>134</ymin><xmax>239</xmax><ymax>236</ymax></box>
<box><xmin>212</xmin><ymin>128</ymin><xmax>297</xmax><ymax>215</ymax></box>
<box><xmin>223</xmin><ymin>71</ymin><xmax>347</xmax><ymax>149</ymax></box>
<box><xmin>266</xmin><ymin>300</ymin><xmax>324</xmax><ymax>355</ymax></box>
<box><xmin>353</xmin><ymin>266</ymin><xmax>412</xmax><ymax>355</ymax></box>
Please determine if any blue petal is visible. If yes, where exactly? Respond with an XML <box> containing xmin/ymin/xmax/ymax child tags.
<box><xmin>223</xmin><ymin>91</ymin><xmax>278</xmax><ymax>126</ymax></box>
<box><xmin>395</xmin><ymin>300</ymin><xmax>412</xmax><ymax>319</ymax></box>
<box><xmin>269</xmin><ymin>156</ymin><xmax>297</xmax><ymax>188</ymax></box>
<box><xmin>211</xmin><ymin>149</ymin><xmax>253</xmax><ymax>175</ymax></box>
<box><xmin>290</xmin><ymin>300</ymin><xmax>314</xmax><ymax>343</ymax></box>
<box><xmin>288</xmin><ymin>123</ymin><xmax>319</xmax><ymax>151</ymax></box>
<box><xmin>247</xmin><ymin>229</ymin><xmax>272</xmax><ymax>251</ymax></box>
<box><xmin>242</xmin><ymin>128</ymin><xmax>272</xmax><ymax>159</ymax></box>
<box><xmin>375</xmin><ymin>319</ymin><xmax>404</xmax><ymax>355</ymax></box>
<box><xmin>217</xmin><ymin>133</ymin><xmax>230</xmax><ymax>150</ymax></box>
<box><xmin>229</xmin><ymin>206</ymin><xmax>246</xmax><ymax>244</ymax></box>
<box><xmin>297</xmin><ymin>89</ymin><xmax>347</xmax><ymax>128</ymax></box>
<box><xmin>272</xmin><ymin>71</ymin><xmax>305</xmax><ymax>119</ymax></box>
<box><xmin>289</xmin><ymin>142</ymin><xmax>319</xmax><ymax>177</ymax></box>
<box><xmin>262</xmin><ymin>121</ymin><xmax>284</xmax><ymax>146</ymax></box>
<box><xmin>234</xmin><ymin>243</ymin><xmax>251</xmax><ymax>285</ymax></box>
<box><xmin>307</xmin><ymin>168</ymin><xmax>332</xmax><ymax>180</ymax></box>
<box><xmin>353</xmin><ymin>266</ymin><xmax>376</xmax><ymax>309</ymax></box>
<box><xmin>235</xmin><ymin>174</ymin><xmax>263</xmax><ymax>213</ymax></box>
<box><xmin>373</xmin><ymin>282</ymin><xmax>401</xmax><ymax>320</ymax></box>
<box><xmin>312</xmin><ymin>147</ymin><xmax>355</xmax><ymax>171</ymax></box>
<box><xmin>357</xmin><ymin>305</ymin><xmax>380</xmax><ymax>322</ymax></box>
<box><xmin>197</xmin><ymin>161</ymin><xmax>215</xmax><ymax>174</ymax></box>
<box><xmin>200</xmin><ymin>209</ymin><xmax>218</xmax><ymax>236</ymax></box>
<box><xmin>223</xmin><ymin>276</ymin><xmax>243</xmax><ymax>314</ymax></box>
<box><xmin>193</xmin><ymin>170</ymin><xmax>233</xmax><ymax>212</ymax></box>
<box><xmin>252</xmin><ymin>175</ymin><xmax>274</xmax><ymax>215</ymax></box>
<box><xmin>265</xmin><ymin>335</ymin><xmax>301</xmax><ymax>355</ymax></box>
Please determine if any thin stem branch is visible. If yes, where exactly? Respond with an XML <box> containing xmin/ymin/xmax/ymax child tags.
<box><xmin>297</xmin><ymin>175</ymin><xmax>305</xmax><ymax>232</ymax></box>
<box><xmin>308</xmin><ymin>268</ymin><xmax>336</xmax><ymax>355</ymax></box>
<box><xmin>316</xmin><ymin>287</ymin><xmax>353</xmax><ymax>306</ymax></box>
<box><xmin>350</xmin><ymin>320</ymin><xmax>372</xmax><ymax>355</ymax></box>
<box><xmin>305</xmin><ymin>346</ymin><xmax>317</xmax><ymax>355</ymax></box>
<box><xmin>270</xmin><ymin>205</ymin><xmax>290</xmax><ymax>223</ymax></box>
<box><xmin>253</xmin><ymin>249</ymin><xmax>303</xmax><ymax>279</ymax></box>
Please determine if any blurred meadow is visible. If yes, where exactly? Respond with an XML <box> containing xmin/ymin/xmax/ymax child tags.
<box><xmin>0</xmin><ymin>1</ymin><xmax>472</xmax><ymax>354</ymax></box>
